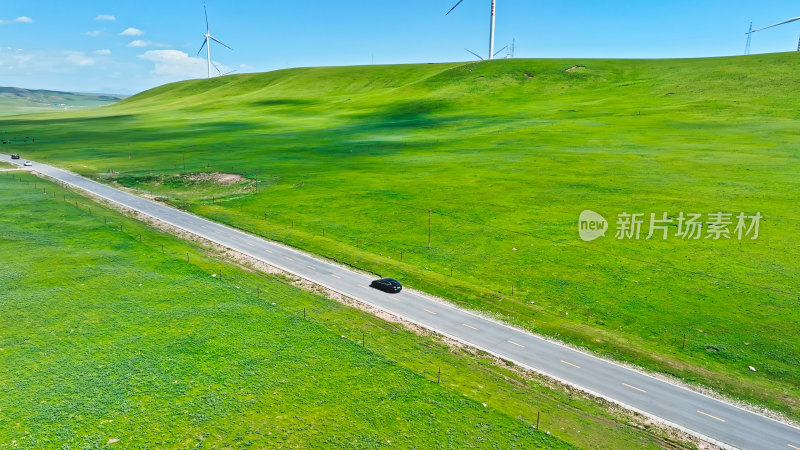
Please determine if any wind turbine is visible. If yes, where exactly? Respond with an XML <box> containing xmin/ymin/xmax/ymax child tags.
<box><xmin>750</xmin><ymin>16</ymin><xmax>800</xmax><ymax>52</ymax></box>
<box><xmin>745</xmin><ymin>22</ymin><xmax>753</xmax><ymax>55</ymax></box>
<box><xmin>447</xmin><ymin>0</ymin><xmax>497</xmax><ymax>60</ymax></box>
<box><xmin>464</xmin><ymin>48</ymin><xmax>484</xmax><ymax>60</ymax></box>
<box><xmin>197</xmin><ymin>3</ymin><xmax>232</xmax><ymax>78</ymax></box>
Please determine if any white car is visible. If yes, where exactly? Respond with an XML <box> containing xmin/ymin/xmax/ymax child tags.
<box><xmin>23</xmin><ymin>161</ymin><xmax>32</xmax><ymax>167</ymax></box>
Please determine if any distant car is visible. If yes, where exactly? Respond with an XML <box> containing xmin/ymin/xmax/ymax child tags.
<box><xmin>11</xmin><ymin>154</ymin><xmax>20</xmax><ymax>159</ymax></box>
<box><xmin>369</xmin><ymin>278</ymin><xmax>402</xmax><ymax>294</ymax></box>
<box><xmin>23</xmin><ymin>161</ymin><xmax>32</xmax><ymax>167</ymax></box>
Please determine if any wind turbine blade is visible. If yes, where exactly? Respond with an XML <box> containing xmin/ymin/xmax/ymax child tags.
<box><xmin>446</xmin><ymin>0</ymin><xmax>466</xmax><ymax>15</ymax></box>
<box><xmin>204</xmin><ymin>3</ymin><xmax>210</xmax><ymax>33</ymax></box>
<box><xmin>493</xmin><ymin>45</ymin><xmax>508</xmax><ymax>57</ymax></box>
<box><xmin>197</xmin><ymin>38</ymin><xmax>207</xmax><ymax>56</ymax></box>
<box><xmin>209</xmin><ymin>35</ymin><xmax>232</xmax><ymax>50</ymax></box>
<box><xmin>465</xmin><ymin>48</ymin><xmax>484</xmax><ymax>60</ymax></box>
<box><xmin>212</xmin><ymin>61</ymin><xmax>223</xmax><ymax>75</ymax></box>
<box><xmin>752</xmin><ymin>16</ymin><xmax>800</xmax><ymax>33</ymax></box>
<box><xmin>224</xmin><ymin>69</ymin><xmax>237</xmax><ymax>76</ymax></box>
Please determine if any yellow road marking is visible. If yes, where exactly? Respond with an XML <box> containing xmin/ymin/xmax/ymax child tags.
<box><xmin>264</xmin><ymin>249</ymin><xmax>272</xmax><ymax>253</ymax></box>
<box><xmin>696</xmin><ymin>410</ymin><xmax>726</xmax><ymax>423</ymax></box>
<box><xmin>285</xmin><ymin>257</ymin><xmax>294</xmax><ymax>261</ymax></box>
<box><xmin>359</xmin><ymin>284</ymin><xmax>368</xmax><ymax>289</ymax></box>
<box><xmin>331</xmin><ymin>274</ymin><xmax>342</xmax><ymax>279</ymax></box>
<box><xmin>788</xmin><ymin>445</ymin><xmax>800</xmax><ymax>450</ymax></box>
<box><xmin>508</xmin><ymin>340</ymin><xmax>525</xmax><ymax>348</ymax></box>
<box><xmin>306</xmin><ymin>265</ymin><xmax>316</xmax><ymax>270</ymax></box>
<box><xmin>560</xmin><ymin>360</ymin><xmax>581</xmax><ymax>369</ymax></box>
<box><xmin>423</xmin><ymin>308</ymin><xmax>437</xmax><ymax>315</ymax></box>
<box><xmin>622</xmin><ymin>383</ymin><xmax>647</xmax><ymax>393</ymax></box>
<box><xmin>463</xmin><ymin>324</ymin><xmax>478</xmax><ymax>331</ymax></box>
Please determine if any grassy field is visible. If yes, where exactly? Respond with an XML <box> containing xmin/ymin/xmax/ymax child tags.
<box><xmin>1</xmin><ymin>53</ymin><xmax>799</xmax><ymax>420</ymax></box>
<box><xmin>0</xmin><ymin>171</ymin><xmax>693</xmax><ymax>448</ymax></box>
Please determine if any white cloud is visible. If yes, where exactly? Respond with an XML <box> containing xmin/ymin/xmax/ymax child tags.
<box><xmin>120</xmin><ymin>27</ymin><xmax>143</xmax><ymax>36</ymax></box>
<box><xmin>86</xmin><ymin>30</ymin><xmax>102</xmax><ymax>37</ymax></box>
<box><xmin>0</xmin><ymin>16</ymin><xmax>33</xmax><ymax>24</ymax></box>
<box><xmin>0</xmin><ymin>47</ymin><xmax>33</xmax><ymax>69</ymax></box>
<box><xmin>95</xmin><ymin>14</ymin><xmax>115</xmax><ymax>22</ymax></box>
<box><xmin>65</xmin><ymin>51</ymin><xmax>95</xmax><ymax>67</ymax></box>
<box><xmin>94</xmin><ymin>49</ymin><xmax>111</xmax><ymax>55</ymax></box>
<box><xmin>138</xmin><ymin>49</ymin><xmax>229</xmax><ymax>78</ymax></box>
<box><xmin>128</xmin><ymin>40</ymin><xmax>169</xmax><ymax>48</ymax></box>
<box><xmin>0</xmin><ymin>48</ymin><xmax>100</xmax><ymax>72</ymax></box>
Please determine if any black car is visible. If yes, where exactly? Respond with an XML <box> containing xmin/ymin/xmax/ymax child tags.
<box><xmin>369</xmin><ymin>278</ymin><xmax>402</xmax><ymax>294</ymax></box>
<box><xmin>11</xmin><ymin>154</ymin><xmax>20</xmax><ymax>159</ymax></box>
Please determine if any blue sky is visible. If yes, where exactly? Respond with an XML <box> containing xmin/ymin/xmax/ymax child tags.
<box><xmin>1</xmin><ymin>0</ymin><xmax>800</xmax><ymax>94</ymax></box>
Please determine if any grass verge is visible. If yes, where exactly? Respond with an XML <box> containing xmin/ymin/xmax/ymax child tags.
<box><xmin>0</xmin><ymin>171</ymin><xmax>693</xmax><ymax>448</ymax></box>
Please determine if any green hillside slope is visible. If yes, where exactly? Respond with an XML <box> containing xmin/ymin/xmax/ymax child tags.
<box><xmin>3</xmin><ymin>53</ymin><xmax>799</xmax><ymax>419</ymax></box>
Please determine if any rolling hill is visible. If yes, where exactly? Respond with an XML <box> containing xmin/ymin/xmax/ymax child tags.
<box><xmin>0</xmin><ymin>86</ymin><xmax>125</xmax><ymax>116</ymax></box>
<box><xmin>2</xmin><ymin>53</ymin><xmax>799</xmax><ymax>421</ymax></box>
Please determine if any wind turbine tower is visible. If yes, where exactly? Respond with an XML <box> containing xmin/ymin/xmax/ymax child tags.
<box><xmin>745</xmin><ymin>22</ymin><xmax>753</xmax><ymax>55</ymax></box>
<box><xmin>197</xmin><ymin>4</ymin><xmax>232</xmax><ymax>78</ymax></box>
<box><xmin>447</xmin><ymin>0</ymin><xmax>498</xmax><ymax>60</ymax></box>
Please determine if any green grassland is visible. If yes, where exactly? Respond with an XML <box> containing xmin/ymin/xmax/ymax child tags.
<box><xmin>2</xmin><ymin>53</ymin><xmax>799</xmax><ymax>420</ymax></box>
<box><xmin>0</xmin><ymin>87</ymin><xmax>124</xmax><ymax>117</ymax></box>
<box><xmin>0</xmin><ymin>172</ymin><xmax>692</xmax><ymax>448</ymax></box>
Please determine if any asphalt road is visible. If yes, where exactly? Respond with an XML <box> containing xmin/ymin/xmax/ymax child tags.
<box><xmin>3</xmin><ymin>154</ymin><xmax>799</xmax><ymax>450</ymax></box>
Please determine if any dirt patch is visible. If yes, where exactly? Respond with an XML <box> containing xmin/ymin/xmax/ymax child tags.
<box><xmin>565</xmin><ymin>65</ymin><xmax>586</xmax><ymax>72</ymax></box>
<box><xmin>180</xmin><ymin>172</ymin><xmax>248</xmax><ymax>185</ymax></box>
<box><xmin>523</xmin><ymin>72</ymin><xmax>534</xmax><ymax>78</ymax></box>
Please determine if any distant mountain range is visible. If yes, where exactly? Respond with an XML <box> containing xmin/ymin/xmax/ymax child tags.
<box><xmin>0</xmin><ymin>87</ymin><xmax>127</xmax><ymax>115</ymax></box>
